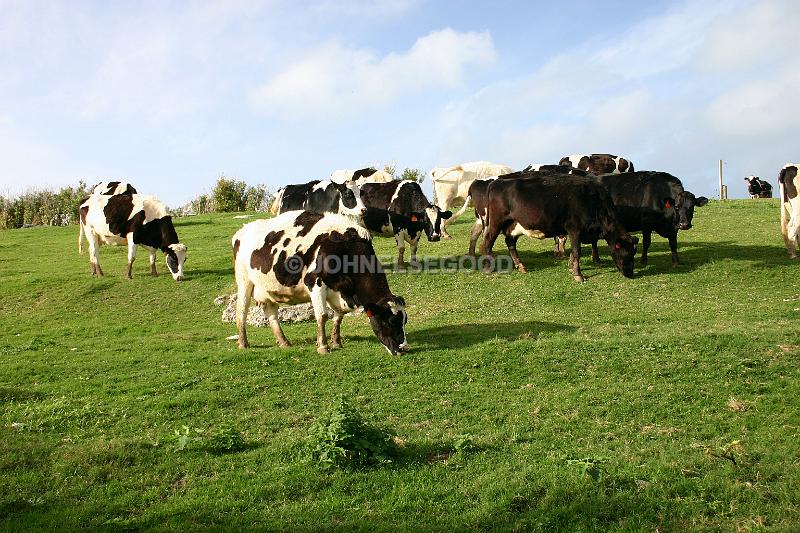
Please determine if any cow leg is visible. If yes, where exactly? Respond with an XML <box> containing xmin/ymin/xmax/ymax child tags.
<box><xmin>468</xmin><ymin>219</ymin><xmax>483</xmax><ymax>256</ymax></box>
<box><xmin>310</xmin><ymin>284</ymin><xmax>330</xmax><ymax>354</ymax></box>
<box><xmin>395</xmin><ymin>231</ymin><xmax>406</xmax><ymax>267</ymax></box>
<box><xmin>505</xmin><ymin>234</ymin><xmax>527</xmax><ymax>273</ymax></box>
<box><xmin>640</xmin><ymin>229</ymin><xmax>652</xmax><ymax>266</ymax></box>
<box><xmin>591</xmin><ymin>240</ymin><xmax>600</xmax><ymax>263</ymax></box>
<box><xmin>787</xmin><ymin>212</ymin><xmax>800</xmax><ymax>259</ymax></box>
<box><xmin>125</xmin><ymin>236</ymin><xmax>137</xmax><ymax>279</ymax></box>
<box><xmin>480</xmin><ymin>222</ymin><xmax>501</xmax><ymax>272</ymax></box>
<box><xmin>668</xmin><ymin>232</ymin><xmax>680</xmax><ymax>266</ymax></box>
<box><xmin>87</xmin><ymin>233</ymin><xmax>103</xmax><ymax>277</ymax></box>
<box><xmin>263</xmin><ymin>301</ymin><xmax>290</xmax><ymax>348</ymax></box>
<box><xmin>236</xmin><ymin>280</ymin><xmax>254</xmax><ymax>349</ymax></box>
<box><xmin>438</xmin><ymin>197</ymin><xmax>454</xmax><ymax>239</ymax></box>
<box><xmin>568</xmin><ymin>234</ymin><xmax>585</xmax><ymax>282</ymax></box>
<box><xmin>330</xmin><ymin>312</ymin><xmax>344</xmax><ymax>348</ymax></box>
<box><xmin>553</xmin><ymin>236</ymin><xmax>567</xmax><ymax>259</ymax></box>
<box><xmin>149</xmin><ymin>249</ymin><xmax>158</xmax><ymax>276</ymax></box>
<box><xmin>408</xmin><ymin>233</ymin><xmax>421</xmax><ymax>264</ymax></box>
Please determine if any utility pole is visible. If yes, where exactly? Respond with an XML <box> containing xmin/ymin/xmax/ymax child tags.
<box><xmin>718</xmin><ymin>159</ymin><xmax>726</xmax><ymax>200</ymax></box>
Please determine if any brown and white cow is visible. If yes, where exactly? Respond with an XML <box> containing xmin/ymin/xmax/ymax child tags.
<box><xmin>779</xmin><ymin>163</ymin><xmax>799</xmax><ymax>259</ymax></box>
<box><xmin>428</xmin><ymin>161</ymin><xmax>514</xmax><ymax>238</ymax></box>
<box><xmin>232</xmin><ymin>211</ymin><xmax>409</xmax><ymax>355</ymax></box>
<box><xmin>481</xmin><ymin>170</ymin><xmax>638</xmax><ymax>281</ymax></box>
<box><xmin>79</xmin><ymin>194</ymin><xmax>187</xmax><ymax>280</ymax></box>
<box><xmin>559</xmin><ymin>154</ymin><xmax>634</xmax><ymax>175</ymax></box>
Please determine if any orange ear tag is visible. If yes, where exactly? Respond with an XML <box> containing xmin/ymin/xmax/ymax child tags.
<box><xmin>615</xmin><ymin>242</ymin><xmax>621</xmax><ymax>249</ymax></box>
<box><xmin>665</xmin><ymin>201</ymin><xmax>672</xmax><ymax>208</ymax></box>
<box><xmin>411</xmin><ymin>215</ymin><xmax>418</xmax><ymax>222</ymax></box>
<box><xmin>366</xmin><ymin>309</ymin><xmax>374</xmax><ymax>318</ymax></box>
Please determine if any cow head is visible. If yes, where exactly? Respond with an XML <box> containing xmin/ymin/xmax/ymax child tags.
<box><xmin>609</xmin><ymin>235</ymin><xmax>638</xmax><ymax>279</ymax></box>
<box><xmin>413</xmin><ymin>205</ymin><xmax>452</xmax><ymax>242</ymax></box>
<box><xmin>664</xmin><ymin>192</ymin><xmax>708</xmax><ymax>230</ymax></box>
<box><xmin>165</xmin><ymin>243</ymin><xmax>188</xmax><ymax>281</ymax></box>
<box><xmin>336</xmin><ymin>180</ymin><xmax>367</xmax><ymax>217</ymax></box>
<box><xmin>364</xmin><ymin>296</ymin><xmax>408</xmax><ymax>356</ymax></box>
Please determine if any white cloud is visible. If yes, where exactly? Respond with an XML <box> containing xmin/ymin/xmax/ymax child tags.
<box><xmin>248</xmin><ymin>28</ymin><xmax>496</xmax><ymax>120</ymax></box>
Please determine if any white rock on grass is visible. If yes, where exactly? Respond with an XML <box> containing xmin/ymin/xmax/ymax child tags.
<box><xmin>216</xmin><ymin>294</ymin><xmax>362</xmax><ymax>326</ymax></box>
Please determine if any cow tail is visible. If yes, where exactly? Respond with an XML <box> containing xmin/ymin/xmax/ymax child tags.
<box><xmin>78</xmin><ymin>218</ymin><xmax>85</xmax><ymax>254</ymax></box>
<box><xmin>779</xmin><ymin>171</ymin><xmax>789</xmax><ymax>243</ymax></box>
<box><xmin>449</xmin><ymin>195</ymin><xmax>472</xmax><ymax>222</ymax></box>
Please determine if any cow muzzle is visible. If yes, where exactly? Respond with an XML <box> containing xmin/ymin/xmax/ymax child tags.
<box><xmin>678</xmin><ymin>222</ymin><xmax>692</xmax><ymax>230</ymax></box>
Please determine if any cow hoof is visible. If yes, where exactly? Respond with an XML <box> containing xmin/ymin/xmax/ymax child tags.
<box><xmin>442</xmin><ymin>234</ymin><xmax>453</xmax><ymax>240</ymax></box>
<box><xmin>639</xmin><ymin>259</ymin><xmax>648</xmax><ymax>266</ymax></box>
<box><xmin>574</xmin><ymin>275</ymin><xmax>586</xmax><ymax>283</ymax></box>
<box><xmin>516</xmin><ymin>265</ymin><xmax>528</xmax><ymax>273</ymax></box>
<box><xmin>277</xmin><ymin>341</ymin><xmax>291</xmax><ymax>348</ymax></box>
<box><xmin>237</xmin><ymin>341</ymin><xmax>249</xmax><ymax>349</ymax></box>
<box><xmin>332</xmin><ymin>341</ymin><xmax>343</xmax><ymax>349</ymax></box>
<box><xmin>317</xmin><ymin>346</ymin><xmax>330</xmax><ymax>355</ymax></box>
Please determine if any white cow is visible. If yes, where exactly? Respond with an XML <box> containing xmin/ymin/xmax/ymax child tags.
<box><xmin>428</xmin><ymin>161</ymin><xmax>514</xmax><ymax>238</ymax></box>
<box><xmin>779</xmin><ymin>163</ymin><xmax>800</xmax><ymax>259</ymax></box>
<box><xmin>330</xmin><ymin>167</ymin><xmax>395</xmax><ymax>186</ymax></box>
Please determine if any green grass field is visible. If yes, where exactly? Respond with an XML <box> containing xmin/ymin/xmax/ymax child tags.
<box><xmin>1</xmin><ymin>199</ymin><xmax>798</xmax><ymax>531</ymax></box>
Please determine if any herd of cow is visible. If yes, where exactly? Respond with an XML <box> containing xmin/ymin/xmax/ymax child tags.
<box><xmin>76</xmin><ymin>155</ymin><xmax>800</xmax><ymax>356</ymax></box>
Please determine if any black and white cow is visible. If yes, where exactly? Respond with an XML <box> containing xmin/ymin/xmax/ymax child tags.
<box><xmin>779</xmin><ymin>163</ymin><xmax>799</xmax><ymax>259</ymax></box>
<box><xmin>91</xmin><ymin>181</ymin><xmax>138</xmax><ymax>196</ymax></box>
<box><xmin>270</xmin><ymin>179</ymin><xmax>366</xmax><ymax>217</ymax></box>
<box><xmin>559</xmin><ymin>154</ymin><xmax>635</xmax><ymax>174</ymax></box>
<box><xmin>79</xmin><ymin>194</ymin><xmax>187</xmax><ymax>280</ymax></box>
<box><xmin>330</xmin><ymin>167</ymin><xmax>395</xmax><ymax>186</ymax></box>
<box><xmin>744</xmin><ymin>176</ymin><xmax>773</xmax><ymax>198</ymax></box>
<box><xmin>592</xmin><ymin>171</ymin><xmax>708</xmax><ymax>266</ymax></box>
<box><xmin>358</xmin><ymin>181</ymin><xmax>452</xmax><ymax>264</ymax></box>
<box><xmin>481</xmin><ymin>170</ymin><xmax>638</xmax><ymax>281</ymax></box>
<box><xmin>232</xmin><ymin>211</ymin><xmax>408</xmax><ymax>355</ymax></box>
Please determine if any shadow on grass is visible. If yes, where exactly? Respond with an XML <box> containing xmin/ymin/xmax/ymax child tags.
<box><xmin>394</xmin><ymin>440</ymin><xmax>487</xmax><ymax>466</ymax></box>
<box><xmin>174</xmin><ymin>218</ymin><xmax>214</xmax><ymax>227</ymax></box>
<box><xmin>0</xmin><ymin>387</ymin><xmax>44</xmax><ymax>402</ymax></box>
<box><xmin>411</xmin><ymin>320</ymin><xmax>575</xmax><ymax>350</ymax></box>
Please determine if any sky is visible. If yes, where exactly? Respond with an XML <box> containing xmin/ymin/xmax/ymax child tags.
<box><xmin>1</xmin><ymin>0</ymin><xmax>799</xmax><ymax>206</ymax></box>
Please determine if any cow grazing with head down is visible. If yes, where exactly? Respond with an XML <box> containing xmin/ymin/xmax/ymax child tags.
<box><xmin>559</xmin><ymin>154</ymin><xmax>634</xmax><ymax>175</ymax></box>
<box><xmin>428</xmin><ymin>161</ymin><xmax>514</xmax><ymax>238</ymax></box>
<box><xmin>91</xmin><ymin>181</ymin><xmax>137</xmax><ymax>196</ymax></box>
<box><xmin>481</xmin><ymin>170</ymin><xmax>638</xmax><ymax>281</ymax></box>
<box><xmin>779</xmin><ymin>163</ymin><xmax>800</xmax><ymax>259</ymax></box>
<box><xmin>79</xmin><ymin>194</ymin><xmax>187</xmax><ymax>280</ymax></box>
<box><xmin>358</xmin><ymin>180</ymin><xmax>451</xmax><ymax>264</ymax></box>
<box><xmin>232</xmin><ymin>211</ymin><xmax>409</xmax><ymax>355</ymax></box>
<box><xmin>459</xmin><ymin>165</ymin><xmax>586</xmax><ymax>257</ymax></box>
<box><xmin>744</xmin><ymin>176</ymin><xmax>773</xmax><ymax>199</ymax></box>
<box><xmin>592</xmin><ymin>171</ymin><xmax>707</xmax><ymax>266</ymax></box>
<box><xmin>270</xmin><ymin>180</ymin><xmax>366</xmax><ymax>217</ymax></box>
<box><xmin>330</xmin><ymin>167</ymin><xmax>395</xmax><ymax>186</ymax></box>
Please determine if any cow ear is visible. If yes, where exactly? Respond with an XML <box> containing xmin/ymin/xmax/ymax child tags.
<box><xmin>441</xmin><ymin>210</ymin><xmax>453</xmax><ymax>219</ymax></box>
<box><xmin>663</xmin><ymin>197</ymin><xmax>675</xmax><ymax>209</ymax></box>
<box><xmin>695</xmin><ymin>196</ymin><xmax>709</xmax><ymax>207</ymax></box>
<box><xmin>410</xmin><ymin>215</ymin><xmax>418</xmax><ymax>222</ymax></box>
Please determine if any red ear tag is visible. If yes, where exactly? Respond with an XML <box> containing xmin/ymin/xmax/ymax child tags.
<box><xmin>411</xmin><ymin>215</ymin><xmax>418</xmax><ymax>222</ymax></box>
<box><xmin>366</xmin><ymin>309</ymin><xmax>374</xmax><ymax>318</ymax></box>
<box><xmin>615</xmin><ymin>242</ymin><xmax>621</xmax><ymax>249</ymax></box>
<box><xmin>665</xmin><ymin>201</ymin><xmax>672</xmax><ymax>208</ymax></box>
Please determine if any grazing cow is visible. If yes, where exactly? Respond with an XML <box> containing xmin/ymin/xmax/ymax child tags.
<box><xmin>593</xmin><ymin>171</ymin><xmax>708</xmax><ymax>266</ymax></box>
<box><xmin>271</xmin><ymin>179</ymin><xmax>366</xmax><ymax>217</ymax></box>
<box><xmin>232</xmin><ymin>211</ymin><xmax>409</xmax><ymax>355</ymax></box>
<box><xmin>91</xmin><ymin>181</ymin><xmax>138</xmax><ymax>195</ymax></box>
<box><xmin>358</xmin><ymin>181</ymin><xmax>452</xmax><ymax>264</ymax></box>
<box><xmin>459</xmin><ymin>166</ymin><xmax>586</xmax><ymax>257</ymax></box>
<box><xmin>330</xmin><ymin>167</ymin><xmax>395</xmax><ymax>186</ymax></box>
<box><xmin>428</xmin><ymin>161</ymin><xmax>514</xmax><ymax>238</ymax></box>
<box><xmin>779</xmin><ymin>163</ymin><xmax>799</xmax><ymax>259</ymax></box>
<box><xmin>481</xmin><ymin>171</ymin><xmax>638</xmax><ymax>281</ymax></box>
<box><xmin>559</xmin><ymin>154</ymin><xmax>635</xmax><ymax>174</ymax></box>
<box><xmin>744</xmin><ymin>176</ymin><xmax>773</xmax><ymax>199</ymax></box>
<box><xmin>79</xmin><ymin>194</ymin><xmax>187</xmax><ymax>280</ymax></box>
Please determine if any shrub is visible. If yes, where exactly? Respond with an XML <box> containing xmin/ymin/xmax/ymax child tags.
<box><xmin>0</xmin><ymin>181</ymin><xmax>90</xmax><ymax>230</ymax></box>
<box><xmin>306</xmin><ymin>395</ymin><xmax>397</xmax><ymax>470</ymax></box>
<box><xmin>212</xmin><ymin>175</ymin><xmax>248</xmax><ymax>212</ymax></box>
<box><xmin>400</xmin><ymin>168</ymin><xmax>424</xmax><ymax>183</ymax></box>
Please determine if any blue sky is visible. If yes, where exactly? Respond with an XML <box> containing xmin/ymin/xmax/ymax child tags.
<box><xmin>1</xmin><ymin>0</ymin><xmax>798</xmax><ymax>206</ymax></box>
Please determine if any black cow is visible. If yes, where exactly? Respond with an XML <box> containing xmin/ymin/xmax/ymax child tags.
<box><xmin>464</xmin><ymin>166</ymin><xmax>586</xmax><ymax>257</ymax></box>
<box><xmin>593</xmin><ymin>171</ymin><xmax>708</xmax><ymax>266</ymax></box>
<box><xmin>271</xmin><ymin>179</ymin><xmax>366</xmax><ymax>217</ymax></box>
<box><xmin>358</xmin><ymin>181</ymin><xmax>451</xmax><ymax>264</ymax></box>
<box><xmin>481</xmin><ymin>171</ymin><xmax>638</xmax><ymax>281</ymax></box>
<box><xmin>744</xmin><ymin>176</ymin><xmax>773</xmax><ymax>199</ymax></box>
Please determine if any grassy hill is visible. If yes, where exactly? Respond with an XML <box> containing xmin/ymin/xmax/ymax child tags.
<box><xmin>1</xmin><ymin>199</ymin><xmax>798</xmax><ymax>530</ymax></box>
